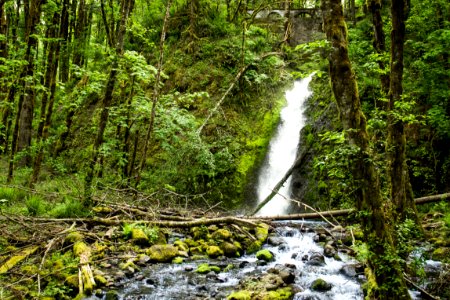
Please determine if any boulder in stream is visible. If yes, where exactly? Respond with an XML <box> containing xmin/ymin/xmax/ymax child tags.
<box><xmin>310</xmin><ymin>278</ymin><xmax>332</xmax><ymax>291</ymax></box>
<box><xmin>146</xmin><ymin>244</ymin><xmax>179</xmax><ymax>262</ymax></box>
<box><xmin>256</xmin><ymin>249</ymin><xmax>274</xmax><ymax>262</ymax></box>
<box><xmin>306</xmin><ymin>253</ymin><xmax>325</xmax><ymax>266</ymax></box>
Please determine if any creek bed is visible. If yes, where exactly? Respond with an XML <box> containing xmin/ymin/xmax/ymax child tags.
<box><xmin>86</xmin><ymin>221</ymin><xmax>365</xmax><ymax>299</ymax></box>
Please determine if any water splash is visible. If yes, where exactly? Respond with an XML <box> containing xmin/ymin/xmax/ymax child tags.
<box><xmin>255</xmin><ymin>74</ymin><xmax>314</xmax><ymax>216</ymax></box>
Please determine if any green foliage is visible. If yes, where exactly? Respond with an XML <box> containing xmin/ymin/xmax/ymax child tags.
<box><xmin>25</xmin><ymin>195</ymin><xmax>46</xmax><ymax>216</ymax></box>
<box><xmin>0</xmin><ymin>187</ymin><xmax>28</xmax><ymax>203</ymax></box>
<box><xmin>122</xmin><ymin>223</ymin><xmax>160</xmax><ymax>244</ymax></box>
<box><xmin>49</xmin><ymin>198</ymin><xmax>89</xmax><ymax>218</ymax></box>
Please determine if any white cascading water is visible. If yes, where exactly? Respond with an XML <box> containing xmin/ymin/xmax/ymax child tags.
<box><xmin>255</xmin><ymin>74</ymin><xmax>314</xmax><ymax>216</ymax></box>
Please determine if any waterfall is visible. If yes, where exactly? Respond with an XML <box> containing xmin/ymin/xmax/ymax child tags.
<box><xmin>255</xmin><ymin>74</ymin><xmax>314</xmax><ymax>216</ymax></box>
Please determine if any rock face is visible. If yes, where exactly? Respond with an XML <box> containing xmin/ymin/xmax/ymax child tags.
<box><xmin>146</xmin><ymin>244</ymin><xmax>178</xmax><ymax>262</ymax></box>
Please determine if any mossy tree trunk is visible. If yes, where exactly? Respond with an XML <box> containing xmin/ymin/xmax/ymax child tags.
<box><xmin>321</xmin><ymin>0</ymin><xmax>411</xmax><ymax>298</ymax></box>
<box><xmin>387</xmin><ymin>0</ymin><xmax>419</xmax><ymax>224</ymax></box>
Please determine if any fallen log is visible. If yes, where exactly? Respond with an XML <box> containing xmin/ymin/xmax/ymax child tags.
<box><xmin>0</xmin><ymin>215</ymin><xmax>259</xmax><ymax>228</ymax></box>
<box><xmin>251</xmin><ymin>209</ymin><xmax>353</xmax><ymax>221</ymax></box>
<box><xmin>0</xmin><ymin>246</ymin><xmax>39</xmax><ymax>275</ymax></box>
<box><xmin>252</xmin><ymin>144</ymin><xmax>311</xmax><ymax>215</ymax></box>
<box><xmin>414</xmin><ymin>192</ymin><xmax>450</xmax><ymax>205</ymax></box>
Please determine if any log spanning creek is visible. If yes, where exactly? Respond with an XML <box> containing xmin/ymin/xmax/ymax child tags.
<box><xmin>84</xmin><ymin>76</ymin><xmax>432</xmax><ymax>299</ymax></box>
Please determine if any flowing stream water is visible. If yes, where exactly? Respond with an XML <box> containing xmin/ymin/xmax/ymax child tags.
<box><xmin>255</xmin><ymin>74</ymin><xmax>313</xmax><ymax>216</ymax></box>
<box><xmin>88</xmin><ymin>76</ymin><xmax>368</xmax><ymax>299</ymax></box>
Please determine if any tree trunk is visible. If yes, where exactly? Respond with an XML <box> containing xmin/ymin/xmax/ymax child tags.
<box><xmin>368</xmin><ymin>0</ymin><xmax>389</xmax><ymax>95</ymax></box>
<box><xmin>59</xmin><ymin>0</ymin><xmax>70</xmax><ymax>83</ymax></box>
<box><xmin>7</xmin><ymin>0</ymin><xmax>43</xmax><ymax>181</ymax></box>
<box><xmin>387</xmin><ymin>0</ymin><xmax>419</xmax><ymax>223</ymax></box>
<box><xmin>321</xmin><ymin>0</ymin><xmax>411</xmax><ymax>298</ymax></box>
<box><xmin>135</xmin><ymin>0</ymin><xmax>173</xmax><ymax>187</ymax></box>
<box><xmin>84</xmin><ymin>0</ymin><xmax>134</xmax><ymax>204</ymax></box>
<box><xmin>30</xmin><ymin>9</ymin><xmax>62</xmax><ymax>186</ymax></box>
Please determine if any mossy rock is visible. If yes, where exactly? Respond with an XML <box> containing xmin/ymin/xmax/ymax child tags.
<box><xmin>172</xmin><ymin>257</ymin><xmax>184</xmax><ymax>264</ymax></box>
<box><xmin>206</xmin><ymin>245</ymin><xmax>224</xmax><ymax>258</ymax></box>
<box><xmin>247</xmin><ymin>240</ymin><xmax>262</xmax><ymax>254</ymax></box>
<box><xmin>94</xmin><ymin>274</ymin><xmax>108</xmax><ymax>287</ymax></box>
<box><xmin>221</xmin><ymin>242</ymin><xmax>240</xmax><ymax>257</ymax></box>
<box><xmin>131</xmin><ymin>228</ymin><xmax>149</xmax><ymax>246</ymax></box>
<box><xmin>184</xmin><ymin>238</ymin><xmax>198</xmax><ymax>247</ymax></box>
<box><xmin>256</xmin><ymin>249</ymin><xmax>274</xmax><ymax>262</ymax></box>
<box><xmin>146</xmin><ymin>244</ymin><xmax>179</xmax><ymax>263</ymax></box>
<box><xmin>431</xmin><ymin>247</ymin><xmax>449</xmax><ymax>260</ymax></box>
<box><xmin>190</xmin><ymin>246</ymin><xmax>204</xmax><ymax>255</ymax></box>
<box><xmin>254</xmin><ymin>224</ymin><xmax>270</xmax><ymax>242</ymax></box>
<box><xmin>266</xmin><ymin>287</ymin><xmax>293</xmax><ymax>300</ymax></box>
<box><xmin>310</xmin><ymin>278</ymin><xmax>332</xmax><ymax>291</ymax></box>
<box><xmin>191</xmin><ymin>227</ymin><xmax>209</xmax><ymax>240</ymax></box>
<box><xmin>212</xmin><ymin>228</ymin><xmax>233</xmax><ymax>241</ymax></box>
<box><xmin>174</xmin><ymin>240</ymin><xmax>189</xmax><ymax>252</ymax></box>
<box><xmin>65</xmin><ymin>231</ymin><xmax>84</xmax><ymax>244</ymax></box>
<box><xmin>105</xmin><ymin>290</ymin><xmax>119</xmax><ymax>300</ymax></box>
<box><xmin>65</xmin><ymin>274</ymin><xmax>79</xmax><ymax>289</ymax></box>
<box><xmin>227</xmin><ymin>290</ymin><xmax>252</xmax><ymax>300</ymax></box>
<box><xmin>73</xmin><ymin>241</ymin><xmax>90</xmax><ymax>256</ymax></box>
<box><xmin>196</xmin><ymin>263</ymin><xmax>221</xmax><ymax>274</ymax></box>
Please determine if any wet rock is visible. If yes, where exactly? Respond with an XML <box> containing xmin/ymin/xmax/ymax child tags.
<box><xmin>268</xmin><ymin>236</ymin><xmax>284</xmax><ymax>246</ymax></box>
<box><xmin>220</xmin><ymin>242</ymin><xmax>239</xmax><ymax>257</ymax></box>
<box><xmin>301</xmin><ymin>254</ymin><xmax>308</xmax><ymax>261</ymax></box>
<box><xmin>184</xmin><ymin>266</ymin><xmax>194</xmax><ymax>272</ymax></box>
<box><xmin>291</xmin><ymin>253</ymin><xmax>298</xmax><ymax>259</ymax></box>
<box><xmin>307</xmin><ymin>253</ymin><xmax>325</xmax><ymax>266</ymax></box>
<box><xmin>284</xmin><ymin>229</ymin><xmax>296</xmax><ymax>237</ymax></box>
<box><xmin>256</xmin><ymin>260</ymin><xmax>267</xmax><ymax>266</ymax></box>
<box><xmin>278</xmin><ymin>243</ymin><xmax>289</xmax><ymax>252</ymax></box>
<box><xmin>310</xmin><ymin>278</ymin><xmax>332</xmax><ymax>291</ymax></box>
<box><xmin>313</xmin><ymin>234</ymin><xmax>320</xmax><ymax>243</ymax></box>
<box><xmin>145</xmin><ymin>278</ymin><xmax>156</xmax><ymax>285</ymax></box>
<box><xmin>340</xmin><ymin>265</ymin><xmax>357</xmax><ymax>277</ymax></box>
<box><xmin>105</xmin><ymin>290</ymin><xmax>119</xmax><ymax>300</ymax></box>
<box><xmin>323</xmin><ymin>244</ymin><xmax>337</xmax><ymax>258</ymax></box>
<box><xmin>196</xmin><ymin>263</ymin><xmax>221</xmax><ymax>274</ymax></box>
<box><xmin>114</xmin><ymin>271</ymin><xmax>126</xmax><ymax>281</ymax></box>
<box><xmin>239</xmin><ymin>261</ymin><xmax>250</xmax><ymax>268</ymax></box>
<box><xmin>268</xmin><ymin>264</ymin><xmax>295</xmax><ymax>284</ymax></box>
<box><xmin>256</xmin><ymin>249</ymin><xmax>274</xmax><ymax>262</ymax></box>
<box><xmin>136</xmin><ymin>254</ymin><xmax>150</xmax><ymax>266</ymax></box>
<box><xmin>135</xmin><ymin>274</ymin><xmax>144</xmax><ymax>281</ymax></box>
<box><xmin>146</xmin><ymin>244</ymin><xmax>179</xmax><ymax>262</ymax></box>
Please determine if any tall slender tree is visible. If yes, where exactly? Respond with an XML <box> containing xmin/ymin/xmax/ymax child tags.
<box><xmin>387</xmin><ymin>0</ymin><xmax>419</xmax><ymax>223</ymax></box>
<box><xmin>321</xmin><ymin>0</ymin><xmax>411</xmax><ymax>298</ymax></box>
<box><xmin>84</xmin><ymin>0</ymin><xmax>134</xmax><ymax>204</ymax></box>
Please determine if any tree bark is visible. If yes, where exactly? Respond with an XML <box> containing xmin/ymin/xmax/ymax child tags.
<box><xmin>321</xmin><ymin>0</ymin><xmax>410</xmax><ymax>298</ymax></box>
<box><xmin>368</xmin><ymin>0</ymin><xmax>389</xmax><ymax>95</ymax></box>
<box><xmin>387</xmin><ymin>0</ymin><xmax>419</xmax><ymax>224</ymax></box>
<box><xmin>7</xmin><ymin>0</ymin><xmax>43</xmax><ymax>182</ymax></box>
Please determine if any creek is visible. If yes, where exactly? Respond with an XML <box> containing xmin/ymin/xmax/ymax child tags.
<box><xmin>89</xmin><ymin>222</ymin><xmax>364</xmax><ymax>299</ymax></box>
<box><xmin>85</xmin><ymin>77</ymin><xmax>433</xmax><ymax>299</ymax></box>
